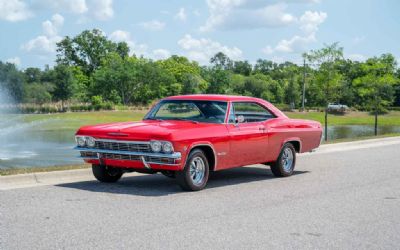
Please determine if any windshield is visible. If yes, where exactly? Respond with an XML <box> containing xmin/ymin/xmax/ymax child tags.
<box><xmin>145</xmin><ymin>100</ymin><xmax>228</xmax><ymax>124</ymax></box>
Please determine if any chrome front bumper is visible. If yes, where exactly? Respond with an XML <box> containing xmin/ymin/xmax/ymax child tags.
<box><xmin>74</xmin><ymin>147</ymin><xmax>182</xmax><ymax>167</ymax></box>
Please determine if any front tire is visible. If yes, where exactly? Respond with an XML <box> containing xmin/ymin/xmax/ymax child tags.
<box><xmin>270</xmin><ymin>143</ymin><xmax>296</xmax><ymax>177</ymax></box>
<box><xmin>176</xmin><ymin>149</ymin><xmax>209</xmax><ymax>191</ymax></box>
<box><xmin>92</xmin><ymin>164</ymin><xmax>123</xmax><ymax>183</ymax></box>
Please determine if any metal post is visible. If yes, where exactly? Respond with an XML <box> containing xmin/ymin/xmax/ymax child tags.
<box><xmin>302</xmin><ymin>57</ymin><xmax>306</xmax><ymax>112</ymax></box>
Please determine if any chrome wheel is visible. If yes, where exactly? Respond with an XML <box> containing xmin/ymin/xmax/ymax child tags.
<box><xmin>189</xmin><ymin>156</ymin><xmax>206</xmax><ymax>186</ymax></box>
<box><xmin>282</xmin><ymin>148</ymin><xmax>294</xmax><ymax>172</ymax></box>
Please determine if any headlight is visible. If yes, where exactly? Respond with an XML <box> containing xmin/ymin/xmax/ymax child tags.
<box><xmin>75</xmin><ymin>136</ymin><xmax>86</xmax><ymax>147</ymax></box>
<box><xmin>162</xmin><ymin>141</ymin><xmax>173</xmax><ymax>153</ymax></box>
<box><xmin>86</xmin><ymin>137</ymin><xmax>96</xmax><ymax>147</ymax></box>
<box><xmin>150</xmin><ymin>140</ymin><xmax>162</xmax><ymax>152</ymax></box>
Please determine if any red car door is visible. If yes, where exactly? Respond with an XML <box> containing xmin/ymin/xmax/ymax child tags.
<box><xmin>226</xmin><ymin>102</ymin><xmax>270</xmax><ymax>167</ymax></box>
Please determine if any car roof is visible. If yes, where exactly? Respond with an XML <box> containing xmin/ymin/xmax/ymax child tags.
<box><xmin>163</xmin><ymin>94</ymin><xmax>262</xmax><ymax>102</ymax></box>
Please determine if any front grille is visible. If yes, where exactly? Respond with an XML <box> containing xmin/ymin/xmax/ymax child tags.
<box><xmin>94</xmin><ymin>140</ymin><xmax>151</xmax><ymax>153</ymax></box>
<box><xmin>81</xmin><ymin>151</ymin><xmax>97</xmax><ymax>158</ymax></box>
<box><xmin>80</xmin><ymin>151</ymin><xmax>175</xmax><ymax>164</ymax></box>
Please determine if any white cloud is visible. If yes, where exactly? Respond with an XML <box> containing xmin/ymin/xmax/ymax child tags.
<box><xmin>152</xmin><ymin>49</ymin><xmax>171</xmax><ymax>60</ymax></box>
<box><xmin>346</xmin><ymin>53</ymin><xmax>366</xmax><ymax>62</ymax></box>
<box><xmin>139</xmin><ymin>20</ymin><xmax>166</xmax><ymax>31</ymax></box>
<box><xmin>109</xmin><ymin>30</ymin><xmax>148</xmax><ymax>56</ymax></box>
<box><xmin>274</xmin><ymin>34</ymin><xmax>316</xmax><ymax>53</ymax></box>
<box><xmin>178</xmin><ymin>34</ymin><xmax>242</xmax><ymax>64</ymax></box>
<box><xmin>299</xmin><ymin>11</ymin><xmax>327</xmax><ymax>34</ymax></box>
<box><xmin>0</xmin><ymin>0</ymin><xmax>33</xmax><ymax>22</ymax></box>
<box><xmin>6</xmin><ymin>57</ymin><xmax>21</xmax><ymax>66</ymax></box>
<box><xmin>33</xmin><ymin>0</ymin><xmax>113</xmax><ymax>20</ymax></box>
<box><xmin>175</xmin><ymin>7</ymin><xmax>187</xmax><ymax>21</ymax></box>
<box><xmin>263</xmin><ymin>10</ymin><xmax>327</xmax><ymax>55</ymax></box>
<box><xmin>40</xmin><ymin>0</ymin><xmax>88</xmax><ymax>14</ymax></box>
<box><xmin>42</xmin><ymin>13</ymin><xmax>64</xmax><ymax>37</ymax></box>
<box><xmin>22</xmin><ymin>14</ymin><xmax>64</xmax><ymax>54</ymax></box>
<box><xmin>200</xmin><ymin>1</ymin><xmax>297</xmax><ymax>32</ymax></box>
<box><xmin>88</xmin><ymin>0</ymin><xmax>113</xmax><ymax>20</ymax></box>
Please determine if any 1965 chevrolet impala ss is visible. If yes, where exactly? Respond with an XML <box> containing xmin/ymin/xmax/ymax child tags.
<box><xmin>75</xmin><ymin>95</ymin><xmax>323</xmax><ymax>191</ymax></box>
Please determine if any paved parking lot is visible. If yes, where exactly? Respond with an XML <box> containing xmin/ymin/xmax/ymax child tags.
<box><xmin>1</xmin><ymin>138</ymin><xmax>400</xmax><ymax>249</ymax></box>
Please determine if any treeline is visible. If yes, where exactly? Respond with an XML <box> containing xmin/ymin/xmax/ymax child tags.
<box><xmin>1</xmin><ymin>29</ymin><xmax>399</xmax><ymax>113</ymax></box>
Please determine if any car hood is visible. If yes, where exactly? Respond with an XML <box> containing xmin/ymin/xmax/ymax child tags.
<box><xmin>76</xmin><ymin>120</ymin><xmax>214</xmax><ymax>140</ymax></box>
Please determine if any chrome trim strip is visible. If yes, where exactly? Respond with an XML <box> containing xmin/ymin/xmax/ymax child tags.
<box><xmin>75</xmin><ymin>147</ymin><xmax>181</xmax><ymax>159</ymax></box>
<box><xmin>187</xmin><ymin>143</ymin><xmax>218</xmax><ymax>171</ymax></box>
<box><xmin>93</xmin><ymin>139</ymin><xmax>151</xmax><ymax>145</ymax></box>
<box><xmin>77</xmin><ymin>155</ymin><xmax>180</xmax><ymax>166</ymax></box>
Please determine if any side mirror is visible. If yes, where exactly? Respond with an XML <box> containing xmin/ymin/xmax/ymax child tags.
<box><xmin>235</xmin><ymin>115</ymin><xmax>245</xmax><ymax>124</ymax></box>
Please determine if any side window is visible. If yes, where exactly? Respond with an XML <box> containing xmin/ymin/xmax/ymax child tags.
<box><xmin>233</xmin><ymin>102</ymin><xmax>275</xmax><ymax>123</ymax></box>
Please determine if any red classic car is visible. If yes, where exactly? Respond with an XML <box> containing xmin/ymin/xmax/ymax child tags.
<box><xmin>75</xmin><ymin>95</ymin><xmax>323</xmax><ymax>191</ymax></box>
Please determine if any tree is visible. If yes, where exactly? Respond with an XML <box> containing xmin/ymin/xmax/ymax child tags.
<box><xmin>24</xmin><ymin>83</ymin><xmax>53</xmax><ymax>104</ymax></box>
<box><xmin>210</xmin><ymin>52</ymin><xmax>233</xmax><ymax>70</ymax></box>
<box><xmin>0</xmin><ymin>61</ymin><xmax>25</xmax><ymax>102</ymax></box>
<box><xmin>24</xmin><ymin>67</ymin><xmax>42</xmax><ymax>84</ymax></box>
<box><xmin>254</xmin><ymin>59</ymin><xmax>277</xmax><ymax>75</ymax></box>
<box><xmin>181</xmin><ymin>73</ymin><xmax>207</xmax><ymax>94</ymax></box>
<box><xmin>233</xmin><ymin>60</ymin><xmax>252</xmax><ymax>76</ymax></box>
<box><xmin>56</xmin><ymin>29</ymin><xmax>129</xmax><ymax>76</ymax></box>
<box><xmin>353</xmin><ymin>56</ymin><xmax>398</xmax><ymax>135</ymax></box>
<box><xmin>157</xmin><ymin>55</ymin><xmax>201</xmax><ymax>83</ymax></box>
<box><xmin>205</xmin><ymin>68</ymin><xmax>231</xmax><ymax>94</ymax></box>
<box><xmin>92</xmin><ymin>53</ymin><xmax>176</xmax><ymax>104</ymax></box>
<box><xmin>306</xmin><ymin>42</ymin><xmax>344</xmax><ymax>141</ymax></box>
<box><xmin>52</xmin><ymin>64</ymin><xmax>75</xmax><ymax>111</ymax></box>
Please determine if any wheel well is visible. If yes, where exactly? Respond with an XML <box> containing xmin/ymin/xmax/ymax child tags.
<box><xmin>190</xmin><ymin>145</ymin><xmax>216</xmax><ymax>171</ymax></box>
<box><xmin>286</xmin><ymin>141</ymin><xmax>301</xmax><ymax>153</ymax></box>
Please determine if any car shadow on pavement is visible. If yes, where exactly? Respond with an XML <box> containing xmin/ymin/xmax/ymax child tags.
<box><xmin>56</xmin><ymin>166</ymin><xmax>309</xmax><ymax>197</ymax></box>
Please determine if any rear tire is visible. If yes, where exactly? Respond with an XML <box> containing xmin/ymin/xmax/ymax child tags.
<box><xmin>270</xmin><ymin>143</ymin><xmax>296</xmax><ymax>177</ymax></box>
<box><xmin>92</xmin><ymin>164</ymin><xmax>123</xmax><ymax>183</ymax></box>
<box><xmin>176</xmin><ymin>149</ymin><xmax>209</xmax><ymax>191</ymax></box>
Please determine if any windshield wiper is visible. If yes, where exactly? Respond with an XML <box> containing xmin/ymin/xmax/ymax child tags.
<box><xmin>145</xmin><ymin>117</ymin><xmax>164</xmax><ymax>122</ymax></box>
<box><xmin>168</xmin><ymin>118</ymin><xmax>199</xmax><ymax>124</ymax></box>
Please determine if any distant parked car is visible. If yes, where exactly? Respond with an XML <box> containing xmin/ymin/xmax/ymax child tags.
<box><xmin>75</xmin><ymin>95</ymin><xmax>323</xmax><ymax>191</ymax></box>
<box><xmin>327</xmin><ymin>103</ymin><xmax>348</xmax><ymax>113</ymax></box>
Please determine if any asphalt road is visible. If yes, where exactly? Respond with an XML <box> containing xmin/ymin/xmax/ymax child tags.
<box><xmin>1</xmin><ymin>138</ymin><xmax>400</xmax><ymax>250</ymax></box>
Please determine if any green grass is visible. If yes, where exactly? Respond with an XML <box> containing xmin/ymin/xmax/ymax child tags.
<box><xmin>1</xmin><ymin>110</ymin><xmax>147</xmax><ymax>131</ymax></box>
<box><xmin>286</xmin><ymin>111</ymin><xmax>400</xmax><ymax>126</ymax></box>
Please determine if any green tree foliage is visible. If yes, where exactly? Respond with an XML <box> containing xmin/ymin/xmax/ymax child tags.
<box><xmin>181</xmin><ymin>73</ymin><xmax>208</xmax><ymax>94</ymax></box>
<box><xmin>210</xmin><ymin>52</ymin><xmax>233</xmax><ymax>70</ymax></box>
<box><xmin>305</xmin><ymin>42</ymin><xmax>344</xmax><ymax>140</ymax></box>
<box><xmin>92</xmin><ymin>53</ymin><xmax>176</xmax><ymax>104</ymax></box>
<box><xmin>233</xmin><ymin>60</ymin><xmax>252</xmax><ymax>76</ymax></box>
<box><xmin>52</xmin><ymin>64</ymin><xmax>75</xmax><ymax>110</ymax></box>
<box><xmin>157</xmin><ymin>55</ymin><xmax>200</xmax><ymax>83</ymax></box>
<box><xmin>24</xmin><ymin>67</ymin><xmax>42</xmax><ymax>84</ymax></box>
<box><xmin>56</xmin><ymin>29</ymin><xmax>129</xmax><ymax>75</ymax></box>
<box><xmin>24</xmin><ymin>83</ymin><xmax>53</xmax><ymax>104</ymax></box>
<box><xmin>0</xmin><ymin>61</ymin><xmax>25</xmax><ymax>102</ymax></box>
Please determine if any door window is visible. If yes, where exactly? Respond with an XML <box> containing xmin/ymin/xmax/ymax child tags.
<box><xmin>232</xmin><ymin>102</ymin><xmax>275</xmax><ymax>123</ymax></box>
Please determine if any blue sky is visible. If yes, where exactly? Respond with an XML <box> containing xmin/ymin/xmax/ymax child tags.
<box><xmin>1</xmin><ymin>0</ymin><xmax>399</xmax><ymax>68</ymax></box>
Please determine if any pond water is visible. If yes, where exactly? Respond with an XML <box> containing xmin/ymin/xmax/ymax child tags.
<box><xmin>0</xmin><ymin>121</ymin><xmax>399</xmax><ymax>169</ymax></box>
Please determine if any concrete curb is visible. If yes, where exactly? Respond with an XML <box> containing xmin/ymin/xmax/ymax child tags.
<box><xmin>1</xmin><ymin>136</ymin><xmax>400</xmax><ymax>190</ymax></box>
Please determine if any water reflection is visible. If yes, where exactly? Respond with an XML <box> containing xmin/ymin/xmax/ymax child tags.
<box><xmin>326</xmin><ymin>125</ymin><xmax>400</xmax><ymax>140</ymax></box>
